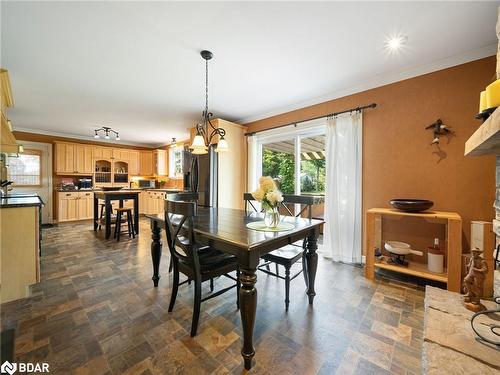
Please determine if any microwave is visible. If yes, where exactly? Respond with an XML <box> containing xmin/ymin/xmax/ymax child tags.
<box><xmin>138</xmin><ymin>180</ymin><xmax>155</xmax><ymax>189</ymax></box>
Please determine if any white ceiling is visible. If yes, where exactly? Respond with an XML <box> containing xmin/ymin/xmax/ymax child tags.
<box><xmin>1</xmin><ymin>1</ymin><xmax>497</xmax><ymax>147</ymax></box>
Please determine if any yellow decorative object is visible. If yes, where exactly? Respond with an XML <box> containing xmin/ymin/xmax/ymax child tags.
<box><xmin>485</xmin><ymin>80</ymin><xmax>500</xmax><ymax>109</ymax></box>
<box><xmin>479</xmin><ymin>91</ymin><xmax>487</xmax><ymax>112</ymax></box>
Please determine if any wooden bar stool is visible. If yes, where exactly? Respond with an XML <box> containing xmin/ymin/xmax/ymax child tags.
<box><xmin>114</xmin><ymin>208</ymin><xmax>135</xmax><ymax>241</ymax></box>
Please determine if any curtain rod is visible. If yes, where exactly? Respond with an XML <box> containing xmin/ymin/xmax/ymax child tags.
<box><xmin>244</xmin><ymin>102</ymin><xmax>377</xmax><ymax>136</ymax></box>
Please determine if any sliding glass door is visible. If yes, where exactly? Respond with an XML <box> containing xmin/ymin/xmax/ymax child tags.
<box><xmin>255</xmin><ymin>123</ymin><xmax>326</xmax><ymax>196</ymax></box>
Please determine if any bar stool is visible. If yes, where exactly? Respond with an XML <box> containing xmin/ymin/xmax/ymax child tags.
<box><xmin>114</xmin><ymin>208</ymin><xmax>135</xmax><ymax>241</ymax></box>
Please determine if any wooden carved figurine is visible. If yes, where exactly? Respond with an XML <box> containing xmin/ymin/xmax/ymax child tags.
<box><xmin>463</xmin><ymin>248</ymin><xmax>488</xmax><ymax>312</ymax></box>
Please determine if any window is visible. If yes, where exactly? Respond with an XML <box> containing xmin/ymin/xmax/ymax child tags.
<box><xmin>7</xmin><ymin>149</ymin><xmax>42</xmax><ymax>186</ymax></box>
<box><xmin>169</xmin><ymin>146</ymin><xmax>183</xmax><ymax>178</ymax></box>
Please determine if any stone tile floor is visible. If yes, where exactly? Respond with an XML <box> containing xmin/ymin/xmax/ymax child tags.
<box><xmin>1</xmin><ymin>219</ymin><xmax>427</xmax><ymax>374</ymax></box>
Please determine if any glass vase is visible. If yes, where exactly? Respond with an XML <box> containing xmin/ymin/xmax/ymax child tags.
<box><xmin>264</xmin><ymin>207</ymin><xmax>280</xmax><ymax>228</ymax></box>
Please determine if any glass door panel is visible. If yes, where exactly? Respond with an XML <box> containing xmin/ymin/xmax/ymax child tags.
<box><xmin>300</xmin><ymin>135</ymin><xmax>326</xmax><ymax>195</ymax></box>
<box><xmin>261</xmin><ymin>139</ymin><xmax>295</xmax><ymax>194</ymax></box>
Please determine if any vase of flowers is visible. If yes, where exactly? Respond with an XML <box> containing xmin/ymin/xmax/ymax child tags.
<box><xmin>252</xmin><ymin>176</ymin><xmax>284</xmax><ymax>228</ymax></box>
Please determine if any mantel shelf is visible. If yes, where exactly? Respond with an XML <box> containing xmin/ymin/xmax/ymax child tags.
<box><xmin>465</xmin><ymin>107</ymin><xmax>500</xmax><ymax>156</ymax></box>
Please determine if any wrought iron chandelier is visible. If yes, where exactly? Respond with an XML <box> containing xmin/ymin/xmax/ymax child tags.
<box><xmin>94</xmin><ymin>126</ymin><xmax>120</xmax><ymax>141</ymax></box>
<box><xmin>189</xmin><ymin>50</ymin><xmax>228</xmax><ymax>155</ymax></box>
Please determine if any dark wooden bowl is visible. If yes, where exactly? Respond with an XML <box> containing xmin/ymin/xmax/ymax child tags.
<box><xmin>390</xmin><ymin>199</ymin><xmax>433</xmax><ymax>213</ymax></box>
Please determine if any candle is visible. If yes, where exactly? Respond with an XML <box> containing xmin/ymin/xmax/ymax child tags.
<box><xmin>479</xmin><ymin>91</ymin><xmax>487</xmax><ymax>112</ymax></box>
<box><xmin>486</xmin><ymin>79</ymin><xmax>500</xmax><ymax>109</ymax></box>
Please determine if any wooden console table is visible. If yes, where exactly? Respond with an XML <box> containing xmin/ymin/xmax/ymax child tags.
<box><xmin>365</xmin><ymin>208</ymin><xmax>462</xmax><ymax>292</ymax></box>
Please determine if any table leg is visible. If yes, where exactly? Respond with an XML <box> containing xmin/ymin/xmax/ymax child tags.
<box><xmin>305</xmin><ymin>229</ymin><xmax>319</xmax><ymax>304</ymax></box>
<box><xmin>134</xmin><ymin>196</ymin><xmax>139</xmax><ymax>235</ymax></box>
<box><xmin>151</xmin><ymin>220</ymin><xmax>162</xmax><ymax>287</ymax></box>
<box><xmin>105</xmin><ymin>198</ymin><xmax>111</xmax><ymax>239</ymax></box>
<box><xmin>93</xmin><ymin>196</ymin><xmax>98</xmax><ymax>231</ymax></box>
<box><xmin>239</xmin><ymin>266</ymin><xmax>257</xmax><ymax>370</ymax></box>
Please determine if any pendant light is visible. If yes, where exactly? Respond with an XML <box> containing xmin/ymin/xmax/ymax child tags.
<box><xmin>189</xmin><ymin>50</ymin><xmax>228</xmax><ymax>154</ymax></box>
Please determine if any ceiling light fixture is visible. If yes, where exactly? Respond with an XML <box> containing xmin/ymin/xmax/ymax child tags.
<box><xmin>93</xmin><ymin>126</ymin><xmax>120</xmax><ymax>141</ymax></box>
<box><xmin>385</xmin><ymin>34</ymin><xmax>408</xmax><ymax>52</ymax></box>
<box><xmin>189</xmin><ymin>50</ymin><xmax>228</xmax><ymax>155</ymax></box>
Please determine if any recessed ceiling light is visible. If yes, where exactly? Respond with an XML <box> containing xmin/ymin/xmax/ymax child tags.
<box><xmin>385</xmin><ymin>34</ymin><xmax>408</xmax><ymax>52</ymax></box>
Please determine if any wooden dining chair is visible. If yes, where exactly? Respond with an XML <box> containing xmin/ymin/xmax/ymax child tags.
<box><xmin>244</xmin><ymin>193</ymin><xmax>316</xmax><ymax>310</ymax></box>
<box><xmin>164</xmin><ymin>199</ymin><xmax>240</xmax><ymax>337</ymax></box>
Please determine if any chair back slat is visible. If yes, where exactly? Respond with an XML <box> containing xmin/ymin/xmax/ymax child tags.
<box><xmin>281</xmin><ymin>194</ymin><xmax>316</xmax><ymax>219</ymax></box>
<box><xmin>164</xmin><ymin>199</ymin><xmax>199</xmax><ymax>267</ymax></box>
<box><xmin>167</xmin><ymin>192</ymin><xmax>199</xmax><ymax>202</ymax></box>
<box><xmin>243</xmin><ymin>193</ymin><xmax>263</xmax><ymax>215</ymax></box>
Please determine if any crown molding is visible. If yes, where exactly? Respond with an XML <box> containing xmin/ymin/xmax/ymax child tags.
<box><xmin>238</xmin><ymin>44</ymin><xmax>497</xmax><ymax>124</ymax></box>
<box><xmin>13</xmin><ymin>126</ymin><xmax>163</xmax><ymax>148</ymax></box>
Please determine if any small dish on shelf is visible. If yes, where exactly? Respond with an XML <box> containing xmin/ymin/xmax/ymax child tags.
<box><xmin>390</xmin><ymin>199</ymin><xmax>433</xmax><ymax>213</ymax></box>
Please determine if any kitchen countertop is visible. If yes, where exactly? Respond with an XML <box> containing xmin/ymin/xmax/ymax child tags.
<box><xmin>56</xmin><ymin>188</ymin><xmax>181</xmax><ymax>193</ymax></box>
<box><xmin>0</xmin><ymin>195</ymin><xmax>43</xmax><ymax>208</ymax></box>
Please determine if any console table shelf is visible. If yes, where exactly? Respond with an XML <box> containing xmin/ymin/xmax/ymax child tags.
<box><xmin>365</xmin><ymin>208</ymin><xmax>462</xmax><ymax>292</ymax></box>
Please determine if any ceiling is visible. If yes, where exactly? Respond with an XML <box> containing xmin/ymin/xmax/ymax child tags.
<box><xmin>1</xmin><ymin>1</ymin><xmax>497</xmax><ymax>147</ymax></box>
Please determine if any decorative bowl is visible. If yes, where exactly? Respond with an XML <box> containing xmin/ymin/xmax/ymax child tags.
<box><xmin>390</xmin><ymin>199</ymin><xmax>433</xmax><ymax>213</ymax></box>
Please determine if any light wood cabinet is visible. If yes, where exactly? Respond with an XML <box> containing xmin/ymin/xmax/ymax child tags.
<box><xmin>153</xmin><ymin>149</ymin><xmax>167</xmax><ymax>176</ymax></box>
<box><xmin>140</xmin><ymin>151</ymin><xmax>154</xmax><ymax>176</ymax></box>
<box><xmin>93</xmin><ymin>146</ymin><xmax>113</xmax><ymax>160</ymax></box>
<box><xmin>58</xmin><ymin>191</ymin><xmax>94</xmax><ymax>222</ymax></box>
<box><xmin>55</xmin><ymin>142</ymin><xmax>93</xmax><ymax>175</ymax></box>
<box><xmin>58</xmin><ymin>192</ymin><xmax>79</xmax><ymax>221</ymax></box>
<box><xmin>75</xmin><ymin>144</ymin><xmax>93</xmax><ymax>174</ymax></box>
<box><xmin>113</xmin><ymin>148</ymin><xmax>130</xmax><ymax>160</ymax></box>
<box><xmin>129</xmin><ymin>150</ymin><xmax>140</xmax><ymax>175</ymax></box>
<box><xmin>77</xmin><ymin>191</ymin><xmax>94</xmax><ymax>220</ymax></box>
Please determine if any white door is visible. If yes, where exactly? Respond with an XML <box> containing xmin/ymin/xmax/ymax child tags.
<box><xmin>8</xmin><ymin>141</ymin><xmax>53</xmax><ymax>224</ymax></box>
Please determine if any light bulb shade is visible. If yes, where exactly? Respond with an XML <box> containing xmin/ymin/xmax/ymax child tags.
<box><xmin>191</xmin><ymin>147</ymin><xmax>208</xmax><ymax>155</ymax></box>
<box><xmin>190</xmin><ymin>134</ymin><xmax>206</xmax><ymax>149</ymax></box>
<box><xmin>116</xmin><ymin>135</ymin><xmax>120</xmax><ymax>141</ymax></box>
<box><xmin>105</xmin><ymin>135</ymin><xmax>110</xmax><ymax>140</ymax></box>
<box><xmin>94</xmin><ymin>134</ymin><xmax>100</xmax><ymax>139</ymax></box>
<box><xmin>215</xmin><ymin>138</ymin><xmax>229</xmax><ymax>152</ymax></box>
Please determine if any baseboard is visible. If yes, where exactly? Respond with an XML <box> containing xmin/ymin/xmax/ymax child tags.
<box><xmin>361</xmin><ymin>255</ymin><xmax>366</xmax><ymax>264</ymax></box>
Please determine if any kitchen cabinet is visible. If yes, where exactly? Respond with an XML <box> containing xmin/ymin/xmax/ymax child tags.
<box><xmin>58</xmin><ymin>192</ymin><xmax>79</xmax><ymax>221</ymax></box>
<box><xmin>77</xmin><ymin>191</ymin><xmax>94</xmax><ymax>219</ymax></box>
<box><xmin>153</xmin><ymin>149</ymin><xmax>167</xmax><ymax>176</ymax></box>
<box><xmin>140</xmin><ymin>151</ymin><xmax>154</xmax><ymax>176</ymax></box>
<box><xmin>57</xmin><ymin>191</ymin><xmax>94</xmax><ymax>222</ymax></box>
<box><xmin>55</xmin><ymin>142</ymin><xmax>93</xmax><ymax>175</ymax></box>
<box><xmin>74</xmin><ymin>144</ymin><xmax>93</xmax><ymax>174</ymax></box>
<box><xmin>93</xmin><ymin>146</ymin><xmax>113</xmax><ymax>160</ymax></box>
<box><xmin>129</xmin><ymin>150</ymin><xmax>140</xmax><ymax>175</ymax></box>
<box><xmin>113</xmin><ymin>148</ymin><xmax>130</xmax><ymax>160</ymax></box>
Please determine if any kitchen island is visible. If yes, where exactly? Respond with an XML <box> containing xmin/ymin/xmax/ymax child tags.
<box><xmin>0</xmin><ymin>195</ymin><xmax>43</xmax><ymax>303</ymax></box>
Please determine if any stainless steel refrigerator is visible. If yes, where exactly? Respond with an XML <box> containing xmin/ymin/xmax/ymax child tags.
<box><xmin>183</xmin><ymin>145</ymin><xmax>218</xmax><ymax>207</ymax></box>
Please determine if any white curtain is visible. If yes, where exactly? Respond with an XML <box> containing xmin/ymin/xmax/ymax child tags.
<box><xmin>247</xmin><ymin>135</ymin><xmax>258</xmax><ymax>192</ymax></box>
<box><xmin>322</xmin><ymin>112</ymin><xmax>363</xmax><ymax>263</ymax></box>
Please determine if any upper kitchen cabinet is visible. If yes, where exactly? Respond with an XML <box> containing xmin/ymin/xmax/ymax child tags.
<box><xmin>140</xmin><ymin>150</ymin><xmax>154</xmax><ymax>176</ymax></box>
<box><xmin>129</xmin><ymin>150</ymin><xmax>140</xmax><ymax>175</ymax></box>
<box><xmin>153</xmin><ymin>149</ymin><xmax>167</xmax><ymax>176</ymax></box>
<box><xmin>55</xmin><ymin>142</ymin><xmax>93</xmax><ymax>175</ymax></box>
<box><xmin>0</xmin><ymin>69</ymin><xmax>22</xmax><ymax>154</ymax></box>
<box><xmin>112</xmin><ymin>148</ymin><xmax>130</xmax><ymax>161</ymax></box>
<box><xmin>93</xmin><ymin>145</ymin><xmax>113</xmax><ymax>160</ymax></box>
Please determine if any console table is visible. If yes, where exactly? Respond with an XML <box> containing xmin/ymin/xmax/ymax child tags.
<box><xmin>365</xmin><ymin>208</ymin><xmax>462</xmax><ymax>292</ymax></box>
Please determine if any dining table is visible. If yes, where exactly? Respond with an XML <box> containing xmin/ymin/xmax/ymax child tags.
<box><xmin>147</xmin><ymin>206</ymin><xmax>324</xmax><ymax>370</ymax></box>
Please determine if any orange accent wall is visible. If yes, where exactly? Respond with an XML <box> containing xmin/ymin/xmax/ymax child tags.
<box><xmin>246</xmin><ymin>56</ymin><xmax>496</xmax><ymax>251</ymax></box>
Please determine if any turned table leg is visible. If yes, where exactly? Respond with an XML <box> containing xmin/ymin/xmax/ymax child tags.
<box><xmin>239</xmin><ymin>266</ymin><xmax>257</xmax><ymax>370</ymax></box>
<box><xmin>306</xmin><ymin>229</ymin><xmax>319</xmax><ymax>304</ymax></box>
<box><xmin>151</xmin><ymin>220</ymin><xmax>162</xmax><ymax>287</ymax></box>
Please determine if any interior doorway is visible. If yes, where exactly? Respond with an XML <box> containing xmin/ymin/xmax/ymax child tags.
<box><xmin>7</xmin><ymin>141</ymin><xmax>53</xmax><ymax>223</ymax></box>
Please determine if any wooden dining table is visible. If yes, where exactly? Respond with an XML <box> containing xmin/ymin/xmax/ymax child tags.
<box><xmin>147</xmin><ymin>207</ymin><xmax>324</xmax><ymax>370</ymax></box>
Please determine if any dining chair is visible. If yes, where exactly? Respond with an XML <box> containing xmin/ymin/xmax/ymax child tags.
<box><xmin>244</xmin><ymin>193</ymin><xmax>316</xmax><ymax>310</ymax></box>
<box><xmin>164</xmin><ymin>199</ymin><xmax>240</xmax><ymax>337</ymax></box>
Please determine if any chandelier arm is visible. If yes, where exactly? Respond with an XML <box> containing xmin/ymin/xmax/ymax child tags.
<box><xmin>207</xmin><ymin>127</ymin><xmax>226</xmax><ymax>144</ymax></box>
